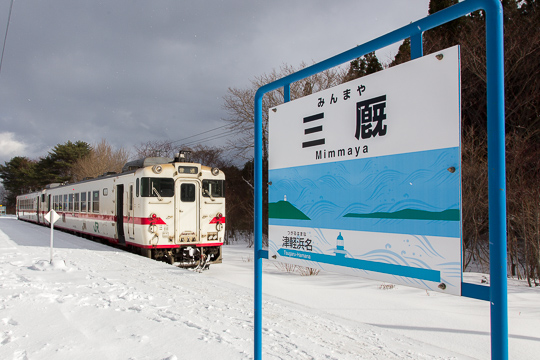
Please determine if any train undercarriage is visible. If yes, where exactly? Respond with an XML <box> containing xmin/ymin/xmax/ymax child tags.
<box><xmin>140</xmin><ymin>245</ymin><xmax>222</xmax><ymax>270</ymax></box>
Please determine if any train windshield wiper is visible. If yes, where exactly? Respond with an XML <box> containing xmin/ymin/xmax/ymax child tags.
<box><xmin>203</xmin><ymin>189</ymin><xmax>215</xmax><ymax>201</ymax></box>
<box><xmin>152</xmin><ymin>184</ymin><xmax>163</xmax><ymax>201</ymax></box>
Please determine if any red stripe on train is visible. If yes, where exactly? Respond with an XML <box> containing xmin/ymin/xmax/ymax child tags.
<box><xmin>209</xmin><ymin>216</ymin><xmax>226</xmax><ymax>224</ymax></box>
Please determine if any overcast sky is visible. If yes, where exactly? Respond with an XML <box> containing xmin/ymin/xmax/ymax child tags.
<box><xmin>0</xmin><ymin>0</ymin><xmax>430</xmax><ymax>166</ymax></box>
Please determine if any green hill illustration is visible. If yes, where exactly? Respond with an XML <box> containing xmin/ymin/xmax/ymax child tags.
<box><xmin>344</xmin><ymin>209</ymin><xmax>460</xmax><ymax>221</ymax></box>
<box><xmin>269</xmin><ymin>201</ymin><xmax>310</xmax><ymax>220</ymax></box>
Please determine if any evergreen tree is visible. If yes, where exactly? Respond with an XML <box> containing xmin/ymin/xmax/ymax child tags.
<box><xmin>0</xmin><ymin>157</ymin><xmax>38</xmax><ymax>206</ymax></box>
<box><xmin>425</xmin><ymin>0</ymin><xmax>465</xmax><ymax>49</ymax></box>
<box><xmin>428</xmin><ymin>0</ymin><xmax>458</xmax><ymax>14</ymax></box>
<box><xmin>39</xmin><ymin>141</ymin><xmax>91</xmax><ymax>184</ymax></box>
<box><xmin>389</xmin><ymin>38</ymin><xmax>411</xmax><ymax>67</ymax></box>
<box><xmin>343</xmin><ymin>52</ymin><xmax>383</xmax><ymax>82</ymax></box>
<box><xmin>0</xmin><ymin>140</ymin><xmax>91</xmax><ymax>206</ymax></box>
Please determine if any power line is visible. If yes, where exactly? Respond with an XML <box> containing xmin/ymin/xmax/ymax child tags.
<box><xmin>179</xmin><ymin>129</ymin><xmax>239</xmax><ymax>148</ymax></box>
<box><xmin>170</xmin><ymin>124</ymin><xmax>230</xmax><ymax>145</ymax></box>
<box><xmin>181</xmin><ymin>131</ymin><xmax>236</xmax><ymax>147</ymax></box>
<box><xmin>0</xmin><ymin>0</ymin><xmax>14</xmax><ymax>77</ymax></box>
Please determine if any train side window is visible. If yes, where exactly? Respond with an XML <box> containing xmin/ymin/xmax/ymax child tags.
<box><xmin>74</xmin><ymin>193</ymin><xmax>80</xmax><ymax>212</ymax></box>
<box><xmin>87</xmin><ymin>191</ymin><xmax>92</xmax><ymax>212</ymax></box>
<box><xmin>180</xmin><ymin>183</ymin><xmax>196</xmax><ymax>202</ymax></box>
<box><xmin>93</xmin><ymin>191</ymin><xmax>100</xmax><ymax>213</ymax></box>
<box><xmin>81</xmin><ymin>192</ymin><xmax>87</xmax><ymax>212</ymax></box>
<box><xmin>63</xmin><ymin>194</ymin><xmax>68</xmax><ymax>211</ymax></box>
<box><xmin>68</xmin><ymin>194</ymin><xmax>73</xmax><ymax>211</ymax></box>
<box><xmin>136</xmin><ymin>179</ymin><xmax>139</xmax><ymax>197</ymax></box>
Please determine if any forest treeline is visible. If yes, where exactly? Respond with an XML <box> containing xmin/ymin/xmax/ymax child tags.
<box><xmin>1</xmin><ymin>1</ymin><xmax>538</xmax><ymax>284</ymax></box>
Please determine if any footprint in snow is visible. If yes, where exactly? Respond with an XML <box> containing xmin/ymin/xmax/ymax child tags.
<box><xmin>2</xmin><ymin>317</ymin><xmax>18</xmax><ymax>326</ymax></box>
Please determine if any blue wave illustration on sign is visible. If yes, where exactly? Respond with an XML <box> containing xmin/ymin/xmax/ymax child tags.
<box><xmin>269</xmin><ymin>147</ymin><xmax>461</xmax><ymax>237</ymax></box>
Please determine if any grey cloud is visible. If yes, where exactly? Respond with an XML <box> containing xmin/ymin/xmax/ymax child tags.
<box><xmin>0</xmin><ymin>0</ymin><xmax>429</xmax><ymax>165</ymax></box>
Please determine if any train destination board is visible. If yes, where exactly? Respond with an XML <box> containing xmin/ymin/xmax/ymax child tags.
<box><xmin>268</xmin><ymin>46</ymin><xmax>462</xmax><ymax>295</ymax></box>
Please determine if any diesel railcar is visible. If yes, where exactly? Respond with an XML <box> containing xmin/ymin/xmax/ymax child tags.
<box><xmin>16</xmin><ymin>153</ymin><xmax>226</xmax><ymax>268</ymax></box>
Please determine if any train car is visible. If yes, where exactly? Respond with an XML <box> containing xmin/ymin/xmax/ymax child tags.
<box><xmin>16</xmin><ymin>189</ymin><xmax>45</xmax><ymax>224</ymax></box>
<box><xmin>16</xmin><ymin>152</ymin><xmax>226</xmax><ymax>268</ymax></box>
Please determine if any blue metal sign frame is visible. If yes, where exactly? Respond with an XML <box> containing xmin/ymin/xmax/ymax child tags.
<box><xmin>253</xmin><ymin>0</ymin><xmax>506</xmax><ymax>359</ymax></box>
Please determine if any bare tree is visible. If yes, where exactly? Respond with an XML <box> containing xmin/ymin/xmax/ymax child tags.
<box><xmin>461</xmin><ymin>126</ymin><xmax>489</xmax><ymax>272</ymax></box>
<box><xmin>72</xmin><ymin>140</ymin><xmax>130</xmax><ymax>181</ymax></box>
<box><xmin>505</xmin><ymin>129</ymin><xmax>540</xmax><ymax>285</ymax></box>
<box><xmin>188</xmin><ymin>144</ymin><xmax>229</xmax><ymax>168</ymax></box>
<box><xmin>133</xmin><ymin>139</ymin><xmax>177</xmax><ymax>159</ymax></box>
<box><xmin>134</xmin><ymin>139</ymin><xmax>228</xmax><ymax>168</ymax></box>
<box><xmin>222</xmin><ymin>62</ymin><xmax>347</xmax><ymax>160</ymax></box>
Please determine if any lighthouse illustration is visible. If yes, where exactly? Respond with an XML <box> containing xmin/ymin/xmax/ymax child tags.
<box><xmin>335</xmin><ymin>232</ymin><xmax>347</xmax><ymax>258</ymax></box>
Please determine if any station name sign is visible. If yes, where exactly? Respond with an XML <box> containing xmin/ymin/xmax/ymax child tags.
<box><xmin>268</xmin><ymin>46</ymin><xmax>463</xmax><ymax>295</ymax></box>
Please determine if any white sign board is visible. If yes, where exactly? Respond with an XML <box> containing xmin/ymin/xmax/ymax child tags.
<box><xmin>268</xmin><ymin>46</ymin><xmax>462</xmax><ymax>295</ymax></box>
<box><xmin>45</xmin><ymin>210</ymin><xmax>60</xmax><ymax>224</ymax></box>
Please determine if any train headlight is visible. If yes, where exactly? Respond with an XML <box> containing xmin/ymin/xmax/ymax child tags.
<box><xmin>152</xmin><ymin>165</ymin><xmax>163</xmax><ymax>174</ymax></box>
<box><xmin>211</xmin><ymin>167</ymin><xmax>220</xmax><ymax>176</ymax></box>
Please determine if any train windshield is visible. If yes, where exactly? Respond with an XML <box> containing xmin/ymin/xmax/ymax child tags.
<box><xmin>141</xmin><ymin>178</ymin><xmax>175</xmax><ymax>198</ymax></box>
<box><xmin>202</xmin><ymin>180</ymin><xmax>225</xmax><ymax>198</ymax></box>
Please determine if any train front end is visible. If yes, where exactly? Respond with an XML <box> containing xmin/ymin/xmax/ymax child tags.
<box><xmin>135</xmin><ymin>154</ymin><xmax>225</xmax><ymax>268</ymax></box>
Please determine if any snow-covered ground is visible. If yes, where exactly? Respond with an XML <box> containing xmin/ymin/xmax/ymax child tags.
<box><xmin>1</xmin><ymin>216</ymin><xmax>539</xmax><ymax>360</ymax></box>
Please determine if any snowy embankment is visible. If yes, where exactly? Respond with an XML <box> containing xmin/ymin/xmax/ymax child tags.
<box><xmin>1</xmin><ymin>217</ymin><xmax>539</xmax><ymax>360</ymax></box>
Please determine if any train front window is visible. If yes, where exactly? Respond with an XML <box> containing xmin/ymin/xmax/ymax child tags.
<box><xmin>140</xmin><ymin>178</ymin><xmax>174</xmax><ymax>198</ymax></box>
<box><xmin>202</xmin><ymin>180</ymin><xmax>225</xmax><ymax>198</ymax></box>
<box><xmin>181</xmin><ymin>183</ymin><xmax>195</xmax><ymax>202</ymax></box>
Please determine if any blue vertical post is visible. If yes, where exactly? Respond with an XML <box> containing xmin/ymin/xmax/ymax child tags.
<box><xmin>410</xmin><ymin>32</ymin><xmax>423</xmax><ymax>60</ymax></box>
<box><xmin>254</xmin><ymin>90</ymin><xmax>264</xmax><ymax>360</ymax></box>
<box><xmin>284</xmin><ymin>83</ymin><xmax>291</xmax><ymax>103</ymax></box>
<box><xmin>254</xmin><ymin>83</ymin><xmax>289</xmax><ymax>360</ymax></box>
<box><xmin>485</xmin><ymin>0</ymin><xmax>508</xmax><ymax>359</ymax></box>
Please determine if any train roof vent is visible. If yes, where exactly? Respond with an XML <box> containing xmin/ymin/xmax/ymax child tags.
<box><xmin>45</xmin><ymin>183</ymin><xmax>61</xmax><ymax>189</ymax></box>
<box><xmin>122</xmin><ymin>157</ymin><xmax>173</xmax><ymax>173</ymax></box>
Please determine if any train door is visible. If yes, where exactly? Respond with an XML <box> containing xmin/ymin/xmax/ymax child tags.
<box><xmin>175</xmin><ymin>180</ymin><xmax>200</xmax><ymax>242</ymax></box>
<box><xmin>127</xmin><ymin>183</ymin><xmax>135</xmax><ymax>239</ymax></box>
<box><xmin>116</xmin><ymin>184</ymin><xmax>126</xmax><ymax>245</ymax></box>
<box><xmin>36</xmin><ymin>195</ymin><xmax>40</xmax><ymax>224</ymax></box>
<box><xmin>40</xmin><ymin>193</ymin><xmax>47</xmax><ymax>223</ymax></box>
